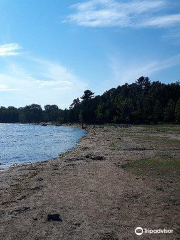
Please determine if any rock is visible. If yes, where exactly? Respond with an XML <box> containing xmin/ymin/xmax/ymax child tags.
<box><xmin>91</xmin><ymin>155</ymin><xmax>104</xmax><ymax>160</ymax></box>
<box><xmin>47</xmin><ymin>214</ymin><xmax>62</xmax><ymax>222</ymax></box>
<box><xmin>85</xmin><ymin>154</ymin><xmax>105</xmax><ymax>160</ymax></box>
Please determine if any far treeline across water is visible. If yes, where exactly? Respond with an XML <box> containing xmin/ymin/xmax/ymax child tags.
<box><xmin>1</xmin><ymin>77</ymin><xmax>180</xmax><ymax>124</ymax></box>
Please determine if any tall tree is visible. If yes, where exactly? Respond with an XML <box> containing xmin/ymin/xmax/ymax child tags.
<box><xmin>175</xmin><ymin>98</ymin><xmax>180</xmax><ymax>123</ymax></box>
<box><xmin>81</xmin><ymin>90</ymin><xmax>94</xmax><ymax>101</ymax></box>
<box><xmin>136</xmin><ymin>76</ymin><xmax>151</xmax><ymax>90</ymax></box>
<box><xmin>164</xmin><ymin>99</ymin><xmax>175</xmax><ymax>122</ymax></box>
<box><xmin>69</xmin><ymin>98</ymin><xmax>80</xmax><ymax>109</ymax></box>
<box><xmin>80</xmin><ymin>90</ymin><xmax>94</xmax><ymax>123</ymax></box>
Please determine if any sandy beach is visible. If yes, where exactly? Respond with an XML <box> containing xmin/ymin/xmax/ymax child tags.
<box><xmin>0</xmin><ymin>125</ymin><xmax>180</xmax><ymax>239</ymax></box>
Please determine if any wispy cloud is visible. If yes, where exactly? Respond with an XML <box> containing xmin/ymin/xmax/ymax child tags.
<box><xmin>33</xmin><ymin>79</ymin><xmax>73</xmax><ymax>87</ymax></box>
<box><xmin>66</xmin><ymin>0</ymin><xmax>180</xmax><ymax>29</ymax></box>
<box><xmin>0</xmin><ymin>43</ymin><xmax>21</xmax><ymax>56</ymax></box>
<box><xmin>0</xmin><ymin>83</ymin><xmax>19</xmax><ymax>92</ymax></box>
<box><xmin>109</xmin><ymin>54</ymin><xmax>180</xmax><ymax>85</ymax></box>
<box><xmin>0</xmin><ymin>51</ymin><xmax>87</xmax><ymax>108</ymax></box>
<box><xmin>141</xmin><ymin>14</ymin><xmax>180</xmax><ymax>28</ymax></box>
<box><xmin>163</xmin><ymin>28</ymin><xmax>180</xmax><ymax>44</ymax></box>
<box><xmin>29</xmin><ymin>57</ymin><xmax>84</xmax><ymax>89</ymax></box>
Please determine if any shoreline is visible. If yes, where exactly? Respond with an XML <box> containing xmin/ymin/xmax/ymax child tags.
<box><xmin>0</xmin><ymin>125</ymin><xmax>180</xmax><ymax>239</ymax></box>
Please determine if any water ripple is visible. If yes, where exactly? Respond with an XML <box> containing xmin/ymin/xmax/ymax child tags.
<box><xmin>0</xmin><ymin>124</ymin><xmax>86</xmax><ymax>169</ymax></box>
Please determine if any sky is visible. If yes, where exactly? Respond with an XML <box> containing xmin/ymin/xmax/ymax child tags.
<box><xmin>0</xmin><ymin>0</ymin><xmax>180</xmax><ymax>108</ymax></box>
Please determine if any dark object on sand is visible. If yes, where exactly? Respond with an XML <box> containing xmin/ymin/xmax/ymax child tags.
<box><xmin>91</xmin><ymin>155</ymin><xmax>104</xmax><ymax>160</ymax></box>
<box><xmin>47</xmin><ymin>214</ymin><xmax>62</xmax><ymax>222</ymax></box>
<box><xmin>85</xmin><ymin>154</ymin><xmax>105</xmax><ymax>160</ymax></box>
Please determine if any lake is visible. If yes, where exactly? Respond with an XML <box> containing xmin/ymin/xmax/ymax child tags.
<box><xmin>0</xmin><ymin>124</ymin><xmax>86</xmax><ymax>169</ymax></box>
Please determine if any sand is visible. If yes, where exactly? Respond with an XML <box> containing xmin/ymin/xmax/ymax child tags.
<box><xmin>0</xmin><ymin>125</ymin><xmax>180</xmax><ymax>240</ymax></box>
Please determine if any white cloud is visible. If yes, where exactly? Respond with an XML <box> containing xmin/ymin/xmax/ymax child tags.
<box><xmin>0</xmin><ymin>54</ymin><xmax>88</xmax><ymax>108</ymax></box>
<box><xmin>0</xmin><ymin>83</ymin><xmax>19</xmax><ymax>91</ymax></box>
<box><xmin>141</xmin><ymin>14</ymin><xmax>180</xmax><ymax>28</ymax></box>
<box><xmin>0</xmin><ymin>43</ymin><xmax>21</xmax><ymax>56</ymax></box>
<box><xmin>34</xmin><ymin>80</ymin><xmax>73</xmax><ymax>87</ymax></box>
<box><xmin>109</xmin><ymin>54</ymin><xmax>180</xmax><ymax>85</ymax></box>
<box><xmin>66</xmin><ymin>0</ymin><xmax>180</xmax><ymax>30</ymax></box>
<box><xmin>66</xmin><ymin>0</ymin><xmax>168</xmax><ymax>27</ymax></box>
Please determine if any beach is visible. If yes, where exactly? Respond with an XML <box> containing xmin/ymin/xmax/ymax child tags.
<box><xmin>0</xmin><ymin>125</ymin><xmax>180</xmax><ymax>239</ymax></box>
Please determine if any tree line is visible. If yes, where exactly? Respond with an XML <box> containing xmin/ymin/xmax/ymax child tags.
<box><xmin>1</xmin><ymin>77</ymin><xmax>180</xmax><ymax>124</ymax></box>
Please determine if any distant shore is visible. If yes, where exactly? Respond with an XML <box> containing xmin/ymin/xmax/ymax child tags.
<box><xmin>0</xmin><ymin>125</ymin><xmax>180</xmax><ymax>239</ymax></box>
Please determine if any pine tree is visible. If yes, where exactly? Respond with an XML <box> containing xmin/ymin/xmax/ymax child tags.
<box><xmin>175</xmin><ymin>98</ymin><xmax>180</xmax><ymax>123</ymax></box>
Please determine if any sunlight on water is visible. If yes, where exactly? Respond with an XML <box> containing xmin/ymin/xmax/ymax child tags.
<box><xmin>0</xmin><ymin>124</ymin><xmax>86</xmax><ymax>169</ymax></box>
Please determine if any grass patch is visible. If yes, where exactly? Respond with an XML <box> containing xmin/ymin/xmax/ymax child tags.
<box><xmin>165</xmin><ymin>198</ymin><xmax>180</xmax><ymax>206</ymax></box>
<box><xmin>136</xmin><ymin>124</ymin><xmax>180</xmax><ymax>133</ymax></box>
<box><xmin>121</xmin><ymin>157</ymin><xmax>180</xmax><ymax>178</ymax></box>
<box><xmin>137</xmin><ymin>135</ymin><xmax>180</xmax><ymax>148</ymax></box>
<box><xmin>155</xmin><ymin>152</ymin><xmax>173</xmax><ymax>159</ymax></box>
<box><xmin>109</xmin><ymin>142</ymin><xmax>119</xmax><ymax>148</ymax></box>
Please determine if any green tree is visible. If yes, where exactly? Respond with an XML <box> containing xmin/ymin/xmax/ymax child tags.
<box><xmin>44</xmin><ymin>105</ymin><xmax>59</xmax><ymax>121</ymax></box>
<box><xmin>1</xmin><ymin>78</ymin><xmax>180</xmax><ymax>125</ymax></box>
<box><xmin>95</xmin><ymin>105</ymin><xmax>104</xmax><ymax>123</ymax></box>
<box><xmin>136</xmin><ymin>76</ymin><xmax>151</xmax><ymax>90</ymax></box>
<box><xmin>81</xmin><ymin>90</ymin><xmax>94</xmax><ymax>101</ymax></box>
<box><xmin>69</xmin><ymin>98</ymin><xmax>80</xmax><ymax>109</ymax></box>
<box><xmin>80</xmin><ymin>90</ymin><xmax>94</xmax><ymax>123</ymax></box>
<box><xmin>175</xmin><ymin>98</ymin><xmax>180</xmax><ymax>123</ymax></box>
<box><xmin>164</xmin><ymin>99</ymin><xmax>175</xmax><ymax>122</ymax></box>
<box><xmin>153</xmin><ymin>100</ymin><xmax>163</xmax><ymax>123</ymax></box>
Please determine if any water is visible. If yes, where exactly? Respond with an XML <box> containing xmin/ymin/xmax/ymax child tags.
<box><xmin>0</xmin><ymin>124</ymin><xmax>86</xmax><ymax>169</ymax></box>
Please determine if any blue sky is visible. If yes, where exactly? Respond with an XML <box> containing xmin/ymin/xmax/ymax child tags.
<box><xmin>0</xmin><ymin>0</ymin><xmax>180</xmax><ymax>108</ymax></box>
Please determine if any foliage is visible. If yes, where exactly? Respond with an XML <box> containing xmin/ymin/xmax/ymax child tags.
<box><xmin>1</xmin><ymin>77</ymin><xmax>180</xmax><ymax>124</ymax></box>
<box><xmin>175</xmin><ymin>98</ymin><xmax>180</xmax><ymax>123</ymax></box>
